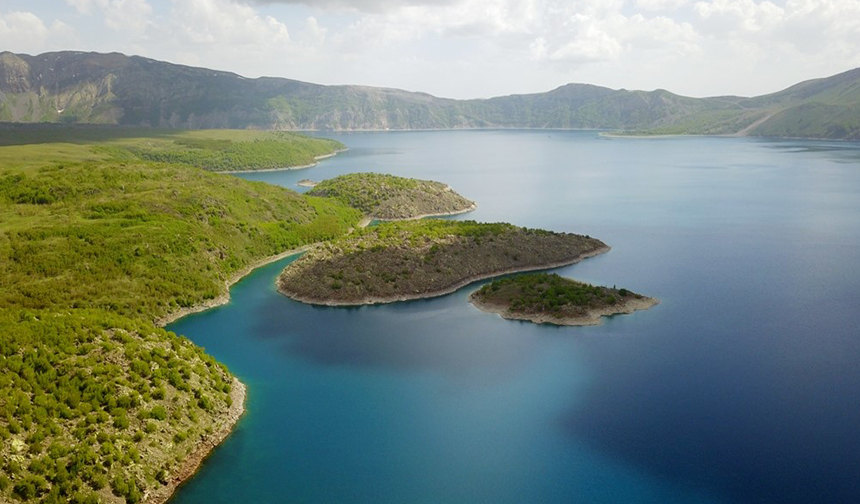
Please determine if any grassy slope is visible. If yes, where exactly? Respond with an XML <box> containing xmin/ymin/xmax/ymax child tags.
<box><xmin>471</xmin><ymin>273</ymin><xmax>646</xmax><ymax>320</ymax></box>
<box><xmin>0</xmin><ymin>161</ymin><xmax>360</xmax><ymax>318</ymax></box>
<box><xmin>748</xmin><ymin>103</ymin><xmax>860</xmax><ymax>140</ymax></box>
<box><xmin>0</xmin><ymin>130</ymin><xmax>362</xmax><ymax>503</ymax></box>
<box><xmin>307</xmin><ymin>173</ymin><xmax>475</xmax><ymax>220</ymax></box>
<box><xmin>0</xmin><ymin>125</ymin><xmax>344</xmax><ymax>173</ymax></box>
<box><xmin>277</xmin><ymin>219</ymin><xmax>607</xmax><ymax>305</ymax></box>
<box><xmin>637</xmin><ymin>68</ymin><xmax>860</xmax><ymax>138</ymax></box>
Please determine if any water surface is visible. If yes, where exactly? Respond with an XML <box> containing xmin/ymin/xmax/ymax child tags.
<box><xmin>168</xmin><ymin>131</ymin><xmax>860</xmax><ymax>504</ymax></box>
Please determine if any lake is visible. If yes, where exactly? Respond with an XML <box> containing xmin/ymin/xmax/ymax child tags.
<box><xmin>167</xmin><ymin>130</ymin><xmax>860</xmax><ymax>504</ymax></box>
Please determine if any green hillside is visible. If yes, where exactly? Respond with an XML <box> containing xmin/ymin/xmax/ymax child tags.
<box><xmin>0</xmin><ymin>130</ymin><xmax>362</xmax><ymax>503</ymax></box>
<box><xmin>0</xmin><ymin>125</ymin><xmax>344</xmax><ymax>172</ymax></box>
<box><xmin>307</xmin><ymin>173</ymin><xmax>475</xmax><ymax>220</ymax></box>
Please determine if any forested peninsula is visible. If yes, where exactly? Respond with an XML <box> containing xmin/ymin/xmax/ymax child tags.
<box><xmin>307</xmin><ymin>173</ymin><xmax>476</xmax><ymax>220</ymax></box>
<box><xmin>0</xmin><ymin>127</ymin><xmax>358</xmax><ymax>504</ymax></box>
<box><xmin>277</xmin><ymin>220</ymin><xmax>608</xmax><ymax>306</ymax></box>
<box><xmin>469</xmin><ymin>273</ymin><xmax>658</xmax><ymax>326</ymax></box>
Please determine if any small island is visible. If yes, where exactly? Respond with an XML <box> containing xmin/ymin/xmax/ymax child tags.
<box><xmin>297</xmin><ymin>179</ymin><xmax>318</xmax><ymax>187</ymax></box>
<box><xmin>277</xmin><ymin>220</ymin><xmax>608</xmax><ymax>305</ymax></box>
<box><xmin>469</xmin><ymin>273</ymin><xmax>658</xmax><ymax>326</ymax></box>
<box><xmin>307</xmin><ymin>172</ymin><xmax>476</xmax><ymax>220</ymax></box>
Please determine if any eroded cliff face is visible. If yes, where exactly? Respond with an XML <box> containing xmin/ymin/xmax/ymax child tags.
<box><xmin>0</xmin><ymin>52</ymin><xmax>122</xmax><ymax>123</ymax></box>
<box><xmin>0</xmin><ymin>52</ymin><xmax>31</xmax><ymax>93</ymax></box>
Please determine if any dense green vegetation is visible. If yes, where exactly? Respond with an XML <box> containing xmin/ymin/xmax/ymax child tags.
<box><xmin>476</xmin><ymin>273</ymin><xmax>631</xmax><ymax>311</ymax></box>
<box><xmin>278</xmin><ymin>219</ymin><xmax>607</xmax><ymax>305</ymax></box>
<box><xmin>128</xmin><ymin>134</ymin><xmax>343</xmax><ymax>172</ymax></box>
<box><xmin>0</xmin><ymin>161</ymin><xmax>361</xmax><ymax>319</ymax></box>
<box><xmin>3</xmin><ymin>51</ymin><xmax>860</xmax><ymax>139</ymax></box>
<box><xmin>0</xmin><ymin>309</ymin><xmax>234</xmax><ymax>504</ymax></box>
<box><xmin>471</xmin><ymin>273</ymin><xmax>656</xmax><ymax>325</ymax></box>
<box><xmin>0</xmin><ymin>127</ymin><xmax>362</xmax><ymax>503</ymax></box>
<box><xmin>307</xmin><ymin>173</ymin><xmax>475</xmax><ymax>219</ymax></box>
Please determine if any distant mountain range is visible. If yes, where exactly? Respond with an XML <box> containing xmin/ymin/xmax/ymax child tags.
<box><xmin>2</xmin><ymin>51</ymin><xmax>859</xmax><ymax>139</ymax></box>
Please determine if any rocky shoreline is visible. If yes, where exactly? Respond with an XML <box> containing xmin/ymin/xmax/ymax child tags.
<box><xmin>277</xmin><ymin>245</ymin><xmax>610</xmax><ymax>306</ymax></box>
<box><xmin>142</xmin><ymin>378</ymin><xmax>246</xmax><ymax>504</ymax></box>
<box><xmin>469</xmin><ymin>291</ymin><xmax>659</xmax><ymax>326</ymax></box>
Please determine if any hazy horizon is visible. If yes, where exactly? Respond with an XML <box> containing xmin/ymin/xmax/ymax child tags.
<box><xmin>2</xmin><ymin>0</ymin><xmax>859</xmax><ymax>100</ymax></box>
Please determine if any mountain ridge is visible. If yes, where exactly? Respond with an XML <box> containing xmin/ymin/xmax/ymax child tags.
<box><xmin>1</xmin><ymin>51</ymin><xmax>859</xmax><ymax>139</ymax></box>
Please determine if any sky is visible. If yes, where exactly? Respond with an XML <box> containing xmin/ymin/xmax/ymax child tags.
<box><xmin>1</xmin><ymin>0</ymin><xmax>859</xmax><ymax>99</ymax></box>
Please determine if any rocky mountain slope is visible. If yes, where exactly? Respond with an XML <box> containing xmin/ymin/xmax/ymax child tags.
<box><xmin>2</xmin><ymin>51</ymin><xmax>859</xmax><ymax>139</ymax></box>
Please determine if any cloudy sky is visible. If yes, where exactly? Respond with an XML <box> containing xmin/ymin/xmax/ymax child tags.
<box><xmin>1</xmin><ymin>0</ymin><xmax>859</xmax><ymax>99</ymax></box>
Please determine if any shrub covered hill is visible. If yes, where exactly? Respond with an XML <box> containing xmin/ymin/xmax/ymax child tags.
<box><xmin>307</xmin><ymin>173</ymin><xmax>476</xmax><ymax>220</ymax></box>
<box><xmin>0</xmin><ymin>125</ymin><xmax>344</xmax><ymax>173</ymax></box>
<box><xmin>277</xmin><ymin>219</ymin><xmax>609</xmax><ymax>305</ymax></box>
<box><xmin>470</xmin><ymin>273</ymin><xmax>658</xmax><ymax>326</ymax></box>
<box><xmin>3</xmin><ymin>51</ymin><xmax>860</xmax><ymax>139</ymax></box>
<box><xmin>0</xmin><ymin>128</ymin><xmax>361</xmax><ymax>504</ymax></box>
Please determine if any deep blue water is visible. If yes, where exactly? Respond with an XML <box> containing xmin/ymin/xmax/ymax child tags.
<box><xmin>167</xmin><ymin>131</ymin><xmax>860</xmax><ymax>504</ymax></box>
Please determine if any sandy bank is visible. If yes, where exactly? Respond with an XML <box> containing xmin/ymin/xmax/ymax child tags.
<box><xmin>156</xmin><ymin>244</ymin><xmax>316</xmax><ymax>327</ymax></box>
<box><xmin>468</xmin><ymin>291</ymin><xmax>659</xmax><ymax>326</ymax></box>
<box><xmin>371</xmin><ymin>202</ymin><xmax>478</xmax><ymax>222</ymax></box>
<box><xmin>599</xmin><ymin>132</ymin><xmax>704</xmax><ymax>139</ymax></box>
<box><xmin>142</xmin><ymin>377</ymin><xmax>246</xmax><ymax>504</ymax></box>
<box><xmin>221</xmin><ymin>148</ymin><xmax>347</xmax><ymax>174</ymax></box>
<box><xmin>277</xmin><ymin>245</ymin><xmax>610</xmax><ymax>306</ymax></box>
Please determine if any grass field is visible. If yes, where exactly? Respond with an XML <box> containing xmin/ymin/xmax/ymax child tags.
<box><xmin>0</xmin><ymin>124</ymin><xmax>344</xmax><ymax>173</ymax></box>
<box><xmin>307</xmin><ymin>172</ymin><xmax>475</xmax><ymax>220</ymax></box>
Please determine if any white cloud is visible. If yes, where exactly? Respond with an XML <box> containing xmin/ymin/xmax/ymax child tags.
<box><xmin>104</xmin><ymin>0</ymin><xmax>153</xmax><ymax>35</ymax></box>
<box><xmin>694</xmin><ymin>0</ymin><xmax>783</xmax><ymax>34</ymax></box>
<box><xmin>691</xmin><ymin>0</ymin><xmax>860</xmax><ymax>60</ymax></box>
<box><xmin>171</xmin><ymin>0</ymin><xmax>290</xmax><ymax>46</ymax></box>
<box><xmin>248</xmin><ymin>0</ymin><xmax>461</xmax><ymax>14</ymax></box>
<box><xmin>635</xmin><ymin>0</ymin><xmax>689</xmax><ymax>10</ymax></box>
<box><xmin>520</xmin><ymin>1</ymin><xmax>699</xmax><ymax>64</ymax></box>
<box><xmin>0</xmin><ymin>11</ymin><xmax>76</xmax><ymax>53</ymax></box>
<box><xmin>298</xmin><ymin>16</ymin><xmax>327</xmax><ymax>45</ymax></box>
<box><xmin>64</xmin><ymin>0</ymin><xmax>153</xmax><ymax>36</ymax></box>
<box><xmin>66</xmin><ymin>0</ymin><xmax>97</xmax><ymax>14</ymax></box>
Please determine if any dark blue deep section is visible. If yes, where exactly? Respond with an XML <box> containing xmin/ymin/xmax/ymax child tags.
<box><xmin>167</xmin><ymin>131</ymin><xmax>860</xmax><ymax>504</ymax></box>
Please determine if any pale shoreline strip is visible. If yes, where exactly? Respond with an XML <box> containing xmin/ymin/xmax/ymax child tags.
<box><xmin>156</xmin><ymin>244</ymin><xmax>317</xmax><ymax>327</ymax></box>
<box><xmin>220</xmin><ymin>149</ymin><xmax>347</xmax><ymax>174</ymax></box>
<box><xmin>142</xmin><ymin>377</ymin><xmax>246</xmax><ymax>504</ymax></box>
<box><xmin>277</xmin><ymin>245</ymin><xmax>611</xmax><ymax>307</ymax></box>
<box><xmin>468</xmin><ymin>291</ymin><xmax>659</xmax><ymax>326</ymax></box>
<box><xmin>371</xmin><ymin>201</ymin><xmax>478</xmax><ymax>222</ymax></box>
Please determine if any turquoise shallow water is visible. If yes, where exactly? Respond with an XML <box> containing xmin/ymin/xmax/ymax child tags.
<box><xmin>168</xmin><ymin>131</ymin><xmax>860</xmax><ymax>504</ymax></box>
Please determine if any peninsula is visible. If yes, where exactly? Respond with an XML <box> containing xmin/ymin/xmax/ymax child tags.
<box><xmin>307</xmin><ymin>173</ymin><xmax>476</xmax><ymax>220</ymax></box>
<box><xmin>469</xmin><ymin>273</ymin><xmax>658</xmax><ymax>326</ymax></box>
<box><xmin>0</xmin><ymin>127</ymin><xmax>362</xmax><ymax>504</ymax></box>
<box><xmin>277</xmin><ymin>220</ymin><xmax>608</xmax><ymax>305</ymax></box>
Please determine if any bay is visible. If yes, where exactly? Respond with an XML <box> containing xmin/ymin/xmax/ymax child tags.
<box><xmin>167</xmin><ymin>130</ymin><xmax>860</xmax><ymax>504</ymax></box>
